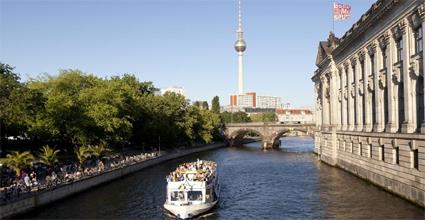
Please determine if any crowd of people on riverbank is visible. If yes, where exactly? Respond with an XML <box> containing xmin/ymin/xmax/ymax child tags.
<box><xmin>167</xmin><ymin>159</ymin><xmax>216</xmax><ymax>182</ymax></box>
<box><xmin>0</xmin><ymin>152</ymin><xmax>159</xmax><ymax>203</ymax></box>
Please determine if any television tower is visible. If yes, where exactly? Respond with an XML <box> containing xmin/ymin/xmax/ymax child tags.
<box><xmin>234</xmin><ymin>0</ymin><xmax>246</xmax><ymax>95</ymax></box>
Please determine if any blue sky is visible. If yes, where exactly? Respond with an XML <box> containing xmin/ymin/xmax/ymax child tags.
<box><xmin>0</xmin><ymin>0</ymin><xmax>375</xmax><ymax>107</ymax></box>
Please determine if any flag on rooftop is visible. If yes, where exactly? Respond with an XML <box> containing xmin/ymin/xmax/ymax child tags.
<box><xmin>334</xmin><ymin>2</ymin><xmax>351</xmax><ymax>20</ymax></box>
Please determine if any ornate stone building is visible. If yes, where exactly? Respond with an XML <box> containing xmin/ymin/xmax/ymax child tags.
<box><xmin>313</xmin><ymin>0</ymin><xmax>425</xmax><ymax>207</ymax></box>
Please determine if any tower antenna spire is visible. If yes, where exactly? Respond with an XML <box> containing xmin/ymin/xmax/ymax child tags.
<box><xmin>238</xmin><ymin>0</ymin><xmax>242</xmax><ymax>32</ymax></box>
<box><xmin>234</xmin><ymin>0</ymin><xmax>246</xmax><ymax>95</ymax></box>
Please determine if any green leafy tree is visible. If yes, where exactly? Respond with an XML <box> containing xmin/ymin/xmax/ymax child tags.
<box><xmin>0</xmin><ymin>66</ymin><xmax>223</xmax><ymax>154</ymax></box>
<box><xmin>0</xmin><ymin>63</ymin><xmax>45</xmax><ymax>154</ymax></box>
<box><xmin>38</xmin><ymin>145</ymin><xmax>60</xmax><ymax>167</ymax></box>
<box><xmin>219</xmin><ymin>111</ymin><xmax>232</xmax><ymax>124</ymax></box>
<box><xmin>250</xmin><ymin>113</ymin><xmax>277</xmax><ymax>122</ymax></box>
<box><xmin>232</xmin><ymin>111</ymin><xmax>251</xmax><ymax>123</ymax></box>
<box><xmin>201</xmin><ymin>101</ymin><xmax>209</xmax><ymax>110</ymax></box>
<box><xmin>2</xmin><ymin>151</ymin><xmax>35</xmax><ymax>175</ymax></box>
<box><xmin>220</xmin><ymin>111</ymin><xmax>251</xmax><ymax>123</ymax></box>
<box><xmin>193</xmin><ymin>101</ymin><xmax>201</xmax><ymax>108</ymax></box>
<box><xmin>211</xmin><ymin>96</ymin><xmax>220</xmax><ymax>114</ymax></box>
<box><xmin>197</xmin><ymin>109</ymin><xmax>220</xmax><ymax>143</ymax></box>
<box><xmin>27</xmin><ymin>70</ymin><xmax>99</xmax><ymax>146</ymax></box>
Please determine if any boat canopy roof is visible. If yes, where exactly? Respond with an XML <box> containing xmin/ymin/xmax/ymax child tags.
<box><xmin>167</xmin><ymin>159</ymin><xmax>217</xmax><ymax>183</ymax></box>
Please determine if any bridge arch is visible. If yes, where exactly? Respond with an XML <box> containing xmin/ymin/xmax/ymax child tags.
<box><xmin>224</xmin><ymin>122</ymin><xmax>315</xmax><ymax>149</ymax></box>
<box><xmin>229</xmin><ymin>128</ymin><xmax>264</xmax><ymax>146</ymax></box>
<box><xmin>269</xmin><ymin>128</ymin><xmax>312</xmax><ymax>147</ymax></box>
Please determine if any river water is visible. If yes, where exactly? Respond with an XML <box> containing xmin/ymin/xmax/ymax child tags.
<box><xmin>22</xmin><ymin>137</ymin><xmax>424</xmax><ymax>219</ymax></box>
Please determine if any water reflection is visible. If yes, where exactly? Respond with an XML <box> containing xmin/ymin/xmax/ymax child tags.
<box><xmin>19</xmin><ymin>137</ymin><xmax>424</xmax><ymax>219</ymax></box>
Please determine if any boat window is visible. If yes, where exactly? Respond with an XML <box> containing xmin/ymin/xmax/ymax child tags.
<box><xmin>170</xmin><ymin>191</ymin><xmax>185</xmax><ymax>201</ymax></box>
<box><xmin>188</xmin><ymin>191</ymin><xmax>203</xmax><ymax>201</ymax></box>
<box><xmin>205</xmin><ymin>189</ymin><xmax>213</xmax><ymax>202</ymax></box>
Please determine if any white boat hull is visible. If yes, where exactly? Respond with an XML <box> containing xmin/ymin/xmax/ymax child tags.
<box><xmin>164</xmin><ymin>201</ymin><xmax>217</xmax><ymax>219</ymax></box>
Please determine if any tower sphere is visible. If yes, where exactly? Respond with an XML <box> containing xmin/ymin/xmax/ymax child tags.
<box><xmin>234</xmin><ymin>39</ymin><xmax>246</xmax><ymax>52</ymax></box>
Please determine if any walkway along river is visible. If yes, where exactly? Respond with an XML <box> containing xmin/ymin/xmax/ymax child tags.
<box><xmin>15</xmin><ymin>137</ymin><xmax>424</xmax><ymax>219</ymax></box>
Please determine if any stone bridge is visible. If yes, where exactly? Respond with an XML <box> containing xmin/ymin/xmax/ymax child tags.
<box><xmin>224</xmin><ymin>122</ymin><xmax>315</xmax><ymax>149</ymax></box>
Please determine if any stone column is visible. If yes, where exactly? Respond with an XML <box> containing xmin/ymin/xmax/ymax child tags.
<box><xmin>378</xmin><ymin>34</ymin><xmax>389</xmax><ymax>132</ymax></box>
<box><xmin>386</xmin><ymin>30</ymin><xmax>398</xmax><ymax>133</ymax></box>
<box><xmin>321</xmin><ymin>80</ymin><xmax>326</xmax><ymax>128</ymax></box>
<box><xmin>321</xmin><ymin>76</ymin><xmax>330</xmax><ymax>129</ymax></box>
<box><xmin>330</xmin><ymin>69</ymin><xmax>339</xmax><ymax>129</ymax></box>
<box><xmin>370</xmin><ymin>42</ymin><xmax>381</xmax><ymax>132</ymax></box>
<box><xmin>348</xmin><ymin>60</ymin><xmax>355</xmax><ymax>131</ymax></box>
<box><xmin>354</xmin><ymin>56</ymin><xmax>363</xmax><ymax>131</ymax></box>
<box><xmin>337</xmin><ymin>70</ymin><xmax>342</xmax><ymax>130</ymax></box>
<box><xmin>338</xmin><ymin>71</ymin><xmax>342</xmax><ymax>129</ymax></box>
<box><xmin>401</xmin><ymin>20</ymin><xmax>415</xmax><ymax>133</ymax></box>
<box><xmin>421</xmin><ymin>11</ymin><xmax>425</xmax><ymax>133</ymax></box>
<box><xmin>363</xmin><ymin>50</ymin><xmax>371</xmax><ymax>132</ymax></box>
<box><xmin>315</xmin><ymin>83</ymin><xmax>322</xmax><ymax>129</ymax></box>
<box><xmin>341</xmin><ymin>66</ymin><xmax>348</xmax><ymax>130</ymax></box>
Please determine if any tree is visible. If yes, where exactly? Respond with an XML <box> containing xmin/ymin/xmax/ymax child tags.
<box><xmin>211</xmin><ymin>96</ymin><xmax>220</xmax><ymax>114</ymax></box>
<box><xmin>38</xmin><ymin>145</ymin><xmax>60</xmax><ymax>167</ymax></box>
<box><xmin>232</xmin><ymin>111</ymin><xmax>251</xmax><ymax>123</ymax></box>
<box><xmin>27</xmin><ymin>70</ymin><xmax>99</xmax><ymax>146</ymax></box>
<box><xmin>2</xmin><ymin>151</ymin><xmax>35</xmax><ymax>175</ymax></box>
<box><xmin>0</xmin><ymin>63</ymin><xmax>45</xmax><ymax>155</ymax></box>
<box><xmin>220</xmin><ymin>111</ymin><xmax>251</xmax><ymax>123</ymax></box>
<box><xmin>0</xmin><ymin>65</ymin><xmax>224</xmax><ymax>154</ymax></box>
<box><xmin>193</xmin><ymin>101</ymin><xmax>201</xmax><ymax>108</ymax></box>
<box><xmin>250</xmin><ymin>113</ymin><xmax>277</xmax><ymax>122</ymax></box>
<box><xmin>197</xmin><ymin>109</ymin><xmax>220</xmax><ymax>143</ymax></box>
<box><xmin>201</xmin><ymin>101</ymin><xmax>209</xmax><ymax>110</ymax></box>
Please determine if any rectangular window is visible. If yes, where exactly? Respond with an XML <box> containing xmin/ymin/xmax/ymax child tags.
<box><xmin>359</xmin><ymin>143</ymin><xmax>362</xmax><ymax>156</ymax></box>
<box><xmin>381</xmin><ymin>145</ymin><xmax>385</xmax><ymax>162</ymax></box>
<box><xmin>188</xmin><ymin>191</ymin><xmax>203</xmax><ymax>201</ymax></box>
<box><xmin>171</xmin><ymin>191</ymin><xmax>185</xmax><ymax>201</ymax></box>
<box><xmin>369</xmin><ymin>144</ymin><xmax>372</xmax><ymax>158</ymax></box>
<box><xmin>395</xmin><ymin>147</ymin><xmax>400</xmax><ymax>165</ymax></box>
<box><xmin>413</xmin><ymin>149</ymin><xmax>419</xmax><ymax>170</ymax></box>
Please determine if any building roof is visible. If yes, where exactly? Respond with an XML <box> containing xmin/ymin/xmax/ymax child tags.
<box><xmin>315</xmin><ymin>32</ymin><xmax>340</xmax><ymax>68</ymax></box>
<box><xmin>276</xmin><ymin>109</ymin><xmax>313</xmax><ymax>115</ymax></box>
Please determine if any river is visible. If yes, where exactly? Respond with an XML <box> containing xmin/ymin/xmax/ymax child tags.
<box><xmin>21</xmin><ymin>137</ymin><xmax>424</xmax><ymax>219</ymax></box>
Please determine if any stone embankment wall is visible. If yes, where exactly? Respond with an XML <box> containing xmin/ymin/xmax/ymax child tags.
<box><xmin>316</xmin><ymin>130</ymin><xmax>425</xmax><ymax>208</ymax></box>
<box><xmin>0</xmin><ymin>142</ymin><xmax>228</xmax><ymax>219</ymax></box>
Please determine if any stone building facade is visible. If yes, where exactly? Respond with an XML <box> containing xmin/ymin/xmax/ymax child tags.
<box><xmin>312</xmin><ymin>0</ymin><xmax>425</xmax><ymax>207</ymax></box>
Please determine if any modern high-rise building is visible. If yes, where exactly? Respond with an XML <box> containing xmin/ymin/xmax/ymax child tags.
<box><xmin>234</xmin><ymin>0</ymin><xmax>246</xmax><ymax>95</ymax></box>
<box><xmin>256</xmin><ymin>95</ymin><xmax>282</xmax><ymax>108</ymax></box>
<box><xmin>230</xmin><ymin>92</ymin><xmax>255</xmax><ymax>108</ymax></box>
<box><xmin>230</xmin><ymin>92</ymin><xmax>282</xmax><ymax>109</ymax></box>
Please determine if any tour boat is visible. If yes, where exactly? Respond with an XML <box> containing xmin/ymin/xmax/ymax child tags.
<box><xmin>164</xmin><ymin>160</ymin><xmax>219</xmax><ymax>219</ymax></box>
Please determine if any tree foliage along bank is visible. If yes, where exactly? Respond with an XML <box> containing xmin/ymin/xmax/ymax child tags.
<box><xmin>0</xmin><ymin>64</ymin><xmax>222</xmax><ymax>155</ymax></box>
